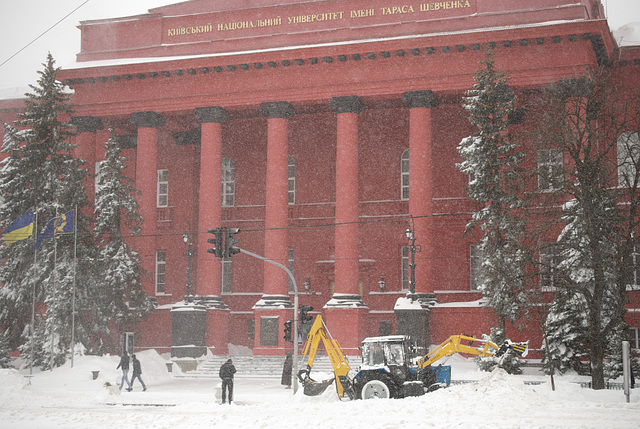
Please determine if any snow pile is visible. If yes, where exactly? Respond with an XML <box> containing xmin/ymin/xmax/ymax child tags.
<box><xmin>0</xmin><ymin>353</ymin><xmax>637</xmax><ymax>429</ymax></box>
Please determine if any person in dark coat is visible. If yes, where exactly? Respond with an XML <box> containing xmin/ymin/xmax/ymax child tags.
<box><xmin>281</xmin><ymin>352</ymin><xmax>293</xmax><ymax>389</ymax></box>
<box><xmin>219</xmin><ymin>358</ymin><xmax>237</xmax><ymax>404</ymax></box>
<box><xmin>127</xmin><ymin>354</ymin><xmax>147</xmax><ymax>391</ymax></box>
<box><xmin>116</xmin><ymin>351</ymin><xmax>132</xmax><ymax>391</ymax></box>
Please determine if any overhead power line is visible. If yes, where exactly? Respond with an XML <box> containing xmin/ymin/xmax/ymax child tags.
<box><xmin>0</xmin><ymin>0</ymin><xmax>91</xmax><ymax>70</ymax></box>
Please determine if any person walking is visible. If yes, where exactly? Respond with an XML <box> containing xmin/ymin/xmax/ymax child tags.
<box><xmin>219</xmin><ymin>358</ymin><xmax>237</xmax><ymax>404</ymax></box>
<box><xmin>116</xmin><ymin>351</ymin><xmax>132</xmax><ymax>391</ymax></box>
<box><xmin>281</xmin><ymin>352</ymin><xmax>293</xmax><ymax>389</ymax></box>
<box><xmin>127</xmin><ymin>354</ymin><xmax>147</xmax><ymax>392</ymax></box>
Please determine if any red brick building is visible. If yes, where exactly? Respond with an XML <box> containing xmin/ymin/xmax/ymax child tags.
<box><xmin>3</xmin><ymin>0</ymin><xmax>640</xmax><ymax>358</ymax></box>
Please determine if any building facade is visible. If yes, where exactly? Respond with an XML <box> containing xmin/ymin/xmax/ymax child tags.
<box><xmin>3</xmin><ymin>0</ymin><xmax>640</xmax><ymax>357</ymax></box>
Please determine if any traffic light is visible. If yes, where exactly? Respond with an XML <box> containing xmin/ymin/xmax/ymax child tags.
<box><xmin>283</xmin><ymin>320</ymin><xmax>293</xmax><ymax>343</ymax></box>
<box><xmin>224</xmin><ymin>227</ymin><xmax>241</xmax><ymax>258</ymax></box>
<box><xmin>300</xmin><ymin>305</ymin><xmax>314</xmax><ymax>325</ymax></box>
<box><xmin>207</xmin><ymin>228</ymin><xmax>223</xmax><ymax>258</ymax></box>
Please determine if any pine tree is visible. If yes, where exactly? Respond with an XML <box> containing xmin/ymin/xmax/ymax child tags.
<box><xmin>457</xmin><ymin>50</ymin><xmax>528</xmax><ymax>366</ymax></box>
<box><xmin>0</xmin><ymin>54</ymin><xmax>97</xmax><ymax>368</ymax></box>
<box><xmin>544</xmin><ymin>291</ymin><xmax>590</xmax><ymax>375</ymax></box>
<box><xmin>544</xmin><ymin>197</ymin><xmax>622</xmax><ymax>378</ymax></box>
<box><xmin>92</xmin><ymin>129</ymin><xmax>152</xmax><ymax>353</ymax></box>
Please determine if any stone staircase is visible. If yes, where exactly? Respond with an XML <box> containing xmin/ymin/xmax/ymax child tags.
<box><xmin>174</xmin><ymin>355</ymin><xmax>340</xmax><ymax>379</ymax></box>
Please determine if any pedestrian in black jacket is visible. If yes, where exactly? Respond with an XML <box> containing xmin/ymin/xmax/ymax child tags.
<box><xmin>127</xmin><ymin>354</ymin><xmax>147</xmax><ymax>391</ymax></box>
<box><xmin>116</xmin><ymin>352</ymin><xmax>132</xmax><ymax>391</ymax></box>
<box><xmin>281</xmin><ymin>352</ymin><xmax>293</xmax><ymax>389</ymax></box>
<box><xmin>219</xmin><ymin>358</ymin><xmax>237</xmax><ymax>404</ymax></box>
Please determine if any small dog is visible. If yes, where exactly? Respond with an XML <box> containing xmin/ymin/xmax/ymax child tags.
<box><xmin>103</xmin><ymin>382</ymin><xmax>121</xmax><ymax>395</ymax></box>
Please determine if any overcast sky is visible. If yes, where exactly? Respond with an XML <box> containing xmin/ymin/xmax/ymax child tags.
<box><xmin>0</xmin><ymin>0</ymin><xmax>638</xmax><ymax>93</ymax></box>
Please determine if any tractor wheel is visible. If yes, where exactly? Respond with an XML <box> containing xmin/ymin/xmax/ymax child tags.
<box><xmin>361</xmin><ymin>379</ymin><xmax>391</xmax><ymax>399</ymax></box>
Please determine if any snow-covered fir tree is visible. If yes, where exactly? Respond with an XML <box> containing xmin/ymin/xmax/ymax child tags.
<box><xmin>457</xmin><ymin>50</ymin><xmax>528</xmax><ymax>371</ymax></box>
<box><xmin>0</xmin><ymin>54</ymin><xmax>98</xmax><ymax>369</ymax></box>
<box><xmin>545</xmin><ymin>197</ymin><xmax>624</xmax><ymax>378</ymax></box>
<box><xmin>92</xmin><ymin>129</ymin><xmax>152</xmax><ymax>353</ymax></box>
<box><xmin>544</xmin><ymin>290</ymin><xmax>591</xmax><ymax>375</ymax></box>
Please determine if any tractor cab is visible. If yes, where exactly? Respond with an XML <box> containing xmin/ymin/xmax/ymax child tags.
<box><xmin>361</xmin><ymin>335</ymin><xmax>410</xmax><ymax>369</ymax></box>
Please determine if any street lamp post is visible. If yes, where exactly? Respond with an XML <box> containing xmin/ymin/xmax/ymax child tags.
<box><xmin>405</xmin><ymin>215</ymin><xmax>421</xmax><ymax>295</ymax></box>
<box><xmin>183</xmin><ymin>222</ymin><xmax>195</xmax><ymax>300</ymax></box>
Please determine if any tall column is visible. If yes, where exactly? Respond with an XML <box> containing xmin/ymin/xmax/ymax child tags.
<box><xmin>130</xmin><ymin>111</ymin><xmax>164</xmax><ymax>297</ymax></box>
<box><xmin>259</xmin><ymin>101</ymin><xmax>295</xmax><ymax>300</ymax></box>
<box><xmin>71</xmin><ymin>116</ymin><xmax>103</xmax><ymax>204</ymax></box>
<box><xmin>396</xmin><ymin>90</ymin><xmax>439</xmax><ymax>355</ymax></box>
<box><xmin>193</xmin><ymin>106</ymin><xmax>230</xmax><ymax>356</ymax></box>
<box><xmin>253</xmin><ymin>101</ymin><xmax>295</xmax><ymax>356</ymax></box>
<box><xmin>403</xmin><ymin>90</ymin><xmax>438</xmax><ymax>298</ymax></box>
<box><xmin>194</xmin><ymin>106</ymin><xmax>228</xmax><ymax>297</ymax></box>
<box><xmin>325</xmin><ymin>96</ymin><xmax>368</xmax><ymax>354</ymax></box>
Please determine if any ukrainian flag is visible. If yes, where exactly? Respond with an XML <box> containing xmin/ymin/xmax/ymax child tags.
<box><xmin>2</xmin><ymin>212</ymin><xmax>35</xmax><ymax>244</ymax></box>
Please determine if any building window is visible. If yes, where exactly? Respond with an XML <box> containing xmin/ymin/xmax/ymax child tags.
<box><xmin>624</xmin><ymin>238</ymin><xmax>640</xmax><ymax>291</ymax></box>
<box><xmin>539</xmin><ymin>244</ymin><xmax>560</xmax><ymax>291</ymax></box>
<box><xmin>401</xmin><ymin>246</ymin><xmax>409</xmax><ymax>291</ymax></box>
<box><xmin>629</xmin><ymin>327</ymin><xmax>640</xmax><ymax>349</ymax></box>
<box><xmin>123</xmin><ymin>332</ymin><xmax>135</xmax><ymax>354</ymax></box>
<box><xmin>155</xmin><ymin>250</ymin><xmax>166</xmax><ymax>294</ymax></box>
<box><xmin>470</xmin><ymin>244</ymin><xmax>483</xmax><ymax>291</ymax></box>
<box><xmin>222</xmin><ymin>158</ymin><xmax>235</xmax><ymax>207</ymax></box>
<box><xmin>221</xmin><ymin>257</ymin><xmax>232</xmax><ymax>293</ymax></box>
<box><xmin>618</xmin><ymin>131</ymin><xmax>640</xmax><ymax>187</ymax></box>
<box><xmin>401</xmin><ymin>149</ymin><xmax>409</xmax><ymax>200</ymax></box>
<box><xmin>248</xmin><ymin>319</ymin><xmax>255</xmax><ymax>340</ymax></box>
<box><xmin>537</xmin><ymin>149</ymin><xmax>563</xmax><ymax>192</ymax></box>
<box><xmin>157</xmin><ymin>169</ymin><xmax>169</xmax><ymax>207</ymax></box>
<box><xmin>288</xmin><ymin>248</ymin><xmax>295</xmax><ymax>292</ymax></box>
<box><xmin>288</xmin><ymin>156</ymin><xmax>295</xmax><ymax>205</ymax></box>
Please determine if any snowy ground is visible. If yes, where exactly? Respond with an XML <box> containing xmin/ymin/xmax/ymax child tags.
<box><xmin>0</xmin><ymin>350</ymin><xmax>638</xmax><ymax>429</ymax></box>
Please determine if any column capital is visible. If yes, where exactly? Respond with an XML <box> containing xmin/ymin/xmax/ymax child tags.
<box><xmin>195</xmin><ymin>106</ymin><xmax>229</xmax><ymax>123</ymax></box>
<box><xmin>130</xmin><ymin>111</ymin><xmax>165</xmax><ymax>129</ymax></box>
<box><xmin>71</xmin><ymin>116</ymin><xmax>104</xmax><ymax>133</ymax></box>
<box><xmin>260</xmin><ymin>101</ymin><xmax>295</xmax><ymax>119</ymax></box>
<box><xmin>402</xmin><ymin>90</ymin><xmax>439</xmax><ymax>109</ymax></box>
<box><xmin>330</xmin><ymin>96</ymin><xmax>365</xmax><ymax>114</ymax></box>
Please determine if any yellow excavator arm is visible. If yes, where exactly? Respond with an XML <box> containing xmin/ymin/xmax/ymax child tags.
<box><xmin>299</xmin><ymin>315</ymin><xmax>354</xmax><ymax>399</ymax></box>
<box><xmin>417</xmin><ymin>334</ymin><xmax>529</xmax><ymax>368</ymax></box>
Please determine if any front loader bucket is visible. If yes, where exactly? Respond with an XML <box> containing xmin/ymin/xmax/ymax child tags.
<box><xmin>297</xmin><ymin>368</ymin><xmax>334</xmax><ymax>396</ymax></box>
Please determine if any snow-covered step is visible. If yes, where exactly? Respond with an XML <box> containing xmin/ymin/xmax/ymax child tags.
<box><xmin>174</xmin><ymin>355</ymin><xmax>346</xmax><ymax>379</ymax></box>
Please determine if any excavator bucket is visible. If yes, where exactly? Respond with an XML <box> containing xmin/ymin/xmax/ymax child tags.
<box><xmin>302</xmin><ymin>377</ymin><xmax>335</xmax><ymax>396</ymax></box>
<box><xmin>297</xmin><ymin>368</ymin><xmax>335</xmax><ymax>396</ymax></box>
<box><xmin>495</xmin><ymin>340</ymin><xmax>529</xmax><ymax>358</ymax></box>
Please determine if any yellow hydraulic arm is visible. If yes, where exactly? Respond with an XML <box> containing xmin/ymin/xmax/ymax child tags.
<box><xmin>299</xmin><ymin>315</ymin><xmax>354</xmax><ymax>399</ymax></box>
<box><xmin>416</xmin><ymin>334</ymin><xmax>529</xmax><ymax>369</ymax></box>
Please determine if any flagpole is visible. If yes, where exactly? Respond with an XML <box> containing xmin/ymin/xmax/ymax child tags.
<box><xmin>30</xmin><ymin>209</ymin><xmax>37</xmax><ymax>375</ymax></box>
<box><xmin>71</xmin><ymin>207</ymin><xmax>77</xmax><ymax>368</ymax></box>
<box><xmin>50</xmin><ymin>210</ymin><xmax>57</xmax><ymax>372</ymax></box>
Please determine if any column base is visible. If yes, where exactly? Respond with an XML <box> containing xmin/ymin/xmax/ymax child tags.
<box><xmin>253</xmin><ymin>294</ymin><xmax>293</xmax><ymax>309</ymax></box>
<box><xmin>194</xmin><ymin>295</ymin><xmax>229</xmax><ymax>309</ymax></box>
<box><xmin>324</xmin><ymin>293</ymin><xmax>367</xmax><ymax>308</ymax></box>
